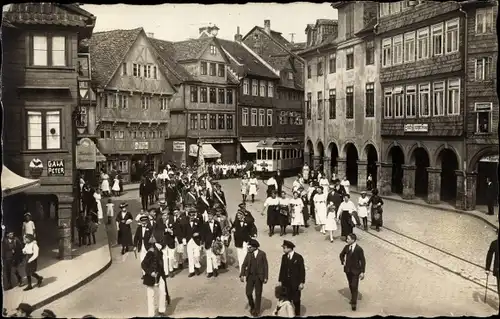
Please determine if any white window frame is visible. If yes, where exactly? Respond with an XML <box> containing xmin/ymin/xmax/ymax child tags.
<box><xmin>404</xmin><ymin>31</ymin><xmax>416</xmax><ymax>63</ymax></box>
<box><xmin>280</xmin><ymin>111</ymin><xmax>287</xmax><ymax>125</ymax></box>
<box><xmin>474</xmin><ymin>102</ymin><xmax>493</xmax><ymax>133</ymax></box>
<box><xmin>393</xmin><ymin>86</ymin><xmax>404</xmax><ymax>118</ymax></box>
<box><xmin>258</xmin><ymin>109</ymin><xmax>265</xmax><ymax>126</ymax></box>
<box><xmin>393</xmin><ymin>35</ymin><xmax>403</xmax><ymax>65</ymax></box>
<box><xmin>432</xmin><ymin>81</ymin><xmax>445</xmax><ymax>116</ymax></box>
<box><xmin>445</xmin><ymin>18</ymin><xmax>459</xmax><ymax>54</ymax></box>
<box><xmin>260</xmin><ymin>81</ymin><xmax>267</xmax><ymax>97</ymax></box>
<box><xmin>345</xmin><ymin>47</ymin><xmax>354</xmax><ymax>70</ymax></box>
<box><xmin>27</xmin><ymin>110</ymin><xmax>62</xmax><ymax>150</ymax></box>
<box><xmin>476</xmin><ymin>8</ymin><xmax>494</xmax><ymax>34</ymax></box>
<box><xmin>475</xmin><ymin>57</ymin><xmax>492</xmax><ymax>81</ymax></box>
<box><xmin>243</xmin><ymin>78</ymin><xmax>249</xmax><ymax>95</ymax></box>
<box><xmin>417</xmin><ymin>27</ymin><xmax>429</xmax><ymax>60</ymax></box>
<box><xmin>447</xmin><ymin>78</ymin><xmax>460</xmax><ymax>116</ymax></box>
<box><xmin>119</xmin><ymin>94</ymin><xmax>128</xmax><ymax>109</ymax></box>
<box><xmin>431</xmin><ymin>23</ymin><xmax>444</xmax><ymax>56</ymax></box>
<box><xmin>405</xmin><ymin>85</ymin><xmax>417</xmax><ymax>118</ymax></box>
<box><xmin>382</xmin><ymin>38</ymin><xmax>392</xmax><ymax>67</ymax></box>
<box><xmin>268</xmin><ymin>82</ymin><xmax>274</xmax><ymax>98</ymax></box>
<box><xmin>242</xmin><ymin>108</ymin><xmax>249</xmax><ymax>126</ymax></box>
<box><xmin>266</xmin><ymin>109</ymin><xmax>273</xmax><ymax>126</ymax></box>
<box><xmin>252</xmin><ymin>80</ymin><xmax>258</xmax><ymax>96</ymax></box>
<box><xmin>390</xmin><ymin>2</ymin><xmax>401</xmax><ymax>14</ymax></box>
<box><xmin>133</xmin><ymin>63</ymin><xmax>139</xmax><ymax>77</ymax></box>
<box><xmin>418</xmin><ymin>83</ymin><xmax>431</xmax><ymax>117</ymax></box>
<box><xmin>380</xmin><ymin>3</ymin><xmax>391</xmax><ymax>17</ymax></box>
<box><xmin>384</xmin><ymin>88</ymin><xmax>393</xmax><ymax>119</ymax></box>
<box><xmin>141</xmin><ymin>95</ymin><xmax>151</xmax><ymax>110</ymax></box>
<box><xmin>210</xmin><ymin>45</ymin><xmax>216</xmax><ymax>55</ymax></box>
<box><xmin>250</xmin><ymin>108</ymin><xmax>257</xmax><ymax>126</ymax></box>
<box><xmin>32</xmin><ymin>35</ymin><xmax>48</xmax><ymax>66</ymax></box>
<box><xmin>160</xmin><ymin>97</ymin><xmax>168</xmax><ymax>111</ymax></box>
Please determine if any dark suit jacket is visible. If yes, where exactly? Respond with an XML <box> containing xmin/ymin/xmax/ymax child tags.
<box><xmin>213</xmin><ymin>190</ymin><xmax>227</xmax><ymax>207</ymax></box>
<box><xmin>339</xmin><ymin>244</ymin><xmax>366</xmax><ymax>275</ymax></box>
<box><xmin>185</xmin><ymin>219</ymin><xmax>202</xmax><ymax>245</ymax></box>
<box><xmin>139</xmin><ymin>182</ymin><xmax>148</xmax><ymax>197</ymax></box>
<box><xmin>486</xmin><ymin>239</ymin><xmax>499</xmax><ymax>277</ymax></box>
<box><xmin>486</xmin><ymin>183</ymin><xmax>497</xmax><ymax>204</ymax></box>
<box><xmin>141</xmin><ymin>248</ymin><xmax>166</xmax><ymax>286</ymax></box>
<box><xmin>197</xmin><ymin>197</ymin><xmax>211</xmax><ymax>215</ymax></box>
<box><xmin>184</xmin><ymin>191</ymin><xmax>198</xmax><ymax>207</ymax></box>
<box><xmin>201</xmin><ymin>220</ymin><xmax>222</xmax><ymax>249</ymax></box>
<box><xmin>278</xmin><ymin>252</ymin><xmax>306</xmax><ymax>289</ymax></box>
<box><xmin>2</xmin><ymin>237</ymin><xmax>23</xmax><ymax>264</ymax></box>
<box><xmin>240</xmin><ymin>249</ymin><xmax>269</xmax><ymax>282</ymax></box>
<box><xmin>174</xmin><ymin>215</ymin><xmax>188</xmax><ymax>242</ymax></box>
<box><xmin>232</xmin><ymin>220</ymin><xmax>256</xmax><ymax>248</ymax></box>
<box><xmin>133</xmin><ymin>225</ymin><xmax>153</xmax><ymax>252</ymax></box>
<box><xmin>160</xmin><ymin>216</ymin><xmax>177</xmax><ymax>249</ymax></box>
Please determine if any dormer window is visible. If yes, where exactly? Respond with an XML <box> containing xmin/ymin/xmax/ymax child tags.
<box><xmin>288</xmin><ymin>72</ymin><xmax>294</xmax><ymax>80</ymax></box>
<box><xmin>210</xmin><ymin>45</ymin><xmax>216</xmax><ymax>55</ymax></box>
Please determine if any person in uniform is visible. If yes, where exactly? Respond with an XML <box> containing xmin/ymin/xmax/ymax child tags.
<box><xmin>278</xmin><ymin>240</ymin><xmax>306</xmax><ymax>316</ymax></box>
<box><xmin>185</xmin><ymin>209</ymin><xmax>202</xmax><ymax>277</ymax></box>
<box><xmin>339</xmin><ymin>233</ymin><xmax>366</xmax><ymax>311</ymax></box>
<box><xmin>116</xmin><ymin>202</ymin><xmax>134</xmax><ymax>255</ymax></box>
<box><xmin>160</xmin><ymin>210</ymin><xmax>177</xmax><ymax>278</ymax></box>
<box><xmin>239</xmin><ymin>202</ymin><xmax>255</xmax><ymax>224</ymax></box>
<box><xmin>201</xmin><ymin>210</ymin><xmax>222</xmax><ymax>278</ymax></box>
<box><xmin>197</xmin><ymin>190</ymin><xmax>211</xmax><ymax>223</ymax></box>
<box><xmin>240</xmin><ymin>239</ymin><xmax>269</xmax><ymax>317</ymax></box>
<box><xmin>134</xmin><ymin>215</ymin><xmax>153</xmax><ymax>274</ymax></box>
<box><xmin>2</xmin><ymin>230</ymin><xmax>23</xmax><ymax>290</ymax></box>
<box><xmin>165</xmin><ymin>180</ymin><xmax>179</xmax><ymax>213</ymax></box>
<box><xmin>232</xmin><ymin>210</ymin><xmax>257</xmax><ymax>271</ymax></box>
<box><xmin>262</xmin><ymin>190</ymin><xmax>280</xmax><ymax>237</ymax></box>
<box><xmin>141</xmin><ymin>236</ymin><xmax>170</xmax><ymax>317</ymax></box>
<box><xmin>139</xmin><ymin>179</ymin><xmax>149</xmax><ymax>211</ymax></box>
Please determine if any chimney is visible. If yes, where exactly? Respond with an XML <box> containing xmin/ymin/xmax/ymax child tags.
<box><xmin>234</xmin><ymin>26</ymin><xmax>242</xmax><ymax>42</ymax></box>
<box><xmin>147</xmin><ymin>32</ymin><xmax>154</xmax><ymax>38</ymax></box>
<box><xmin>264</xmin><ymin>20</ymin><xmax>271</xmax><ymax>34</ymax></box>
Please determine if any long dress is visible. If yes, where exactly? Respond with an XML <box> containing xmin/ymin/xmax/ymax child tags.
<box><xmin>313</xmin><ymin>193</ymin><xmax>327</xmax><ymax>225</ymax></box>
<box><xmin>278</xmin><ymin>197</ymin><xmax>290</xmax><ymax>226</ymax></box>
<box><xmin>357</xmin><ymin>196</ymin><xmax>369</xmax><ymax>219</ymax></box>
<box><xmin>116</xmin><ymin>211</ymin><xmax>133</xmax><ymax>247</ymax></box>
<box><xmin>94</xmin><ymin>193</ymin><xmax>103</xmax><ymax>219</ymax></box>
<box><xmin>337</xmin><ymin>201</ymin><xmax>357</xmax><ymax>237</ymax></box>
<box><xmin>248</xmin><ymin>178</ymin><xmax>259</xmax><ymax>196</ymax></box>
<box><xmin>112</xmin><ymin>178</ymin><xmax>120</xmax><ymax>192</ymax></box>
<box><xmin>264</xmin><ymin>197</ymin><xmax>280</xmax><ymax>226</ymax></box>
<box><xmin>325</xmin><ymin>203</ymin><xmax>338</xmax><ymax>231</ymax></box>
<box><xmin>101</xmin><ymin>173</ymin><xmax>110</xmax><ymax>193</ymax></box>
<box><xmin>319</xmin><ymin>178</ymin><xmax>330</xmax><ymax>194</ymax></box>
<box><xmin>241</xmin><ymin>179</ymin><xmax>249</xmax><ymax>195</ymax></box>
<box><xmin>290</xmin><ymin>198</ymin><xmax>305</xmax><ymax>226</ymax></box>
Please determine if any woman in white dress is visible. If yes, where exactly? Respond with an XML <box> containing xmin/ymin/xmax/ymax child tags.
<box><xmin>112</xmin><ymin>176</ymin><xmax>120</xmax><ymax>196</ymax></box>
<box><xmin>357</xmin><ymin>191</ymin><xmax>370</xmax><ymax>231</ymax></box>
<box><xmin>248</xmin><ymin>173</ymin><xmax>259</xmax><ymax>203</ymax></box>
<box><xmin>289</xmin><ymin>191</ymin><xmax>304</xmax><ymax>236</ymax></box>
<box><xmin>266</xmin><ymin>176</ymin><xmax>278</xmax><ymax>198</ymax></box>
<box><xmin>340</xmin><ymin>177</ymin><xmax>350</xmax><ymax>195</ymax></box>
<box><xmin>94</xmin><ymin>189</ymin><xmax>103</xmax><ymax>224</ymax></box>
<box><xmin>319</xmin><ymin>176</ymin><xmax>329</xmax><ymax>194</ymax></box>
<box><xmin>325</xmin><ymin>200</ymin><xmax>338</xmax><ymax>242</ymax></box>
<box><xmin>240</xmin><ymin>175</ymin><xmax>249</xmax><ymax>203</ymax></box>
<box><xmin>313</xmin><ymin>187</ymin><xmax>327</xmax><ymax>234</ymax></box>
<box><xmin>100</xmin><ymin>171</ymin><xmax>110</xmax><ymax>197</ymax></box>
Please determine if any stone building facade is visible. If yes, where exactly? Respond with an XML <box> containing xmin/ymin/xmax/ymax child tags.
<box><xmin>376</xmin><ymin>0</ymin><xmax>498</xmax><ymax>210</ymax></box>
<box><xmin>300</xmin><ymin>2</ymin><xmax>382</xmax><ymax>190</ymax></box>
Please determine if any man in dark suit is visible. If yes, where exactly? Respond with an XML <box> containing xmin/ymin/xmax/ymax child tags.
<box><xmin>339</xmin><ymin>233</ymin><xmax>366</xmax><ymax>311</ymax></box>
<box><xmin>134</xmin><ymin>216</ymin><xmax>154</xmax><ymax>273</ymax></box>
<box><xmin>278</xmin><ymin>240</ymin><xmax>306</xmax><ymax>316</ymax></box>
<box><xmin>486</xmin><ymin>177</ymin><xmax>496</xmax><ymax>215</ymax></box>
<box><xmin>212</xmin><ymin>183</ymin><xmax>227</xmax><ymax>208</ymax></box>
<box><xmin>240</xmin><ymin>239</ymin><xmax>269</xmax><ymax>317</ymax></box>
<box><xmin>185</xmin><ymin>209</ymin><xmax>202</xmax><ymax>277</ymax></box>
<box><xmin>485</xmin><ymin>238</ymin><xmax>499</xmax><ymax>297</ymax></box>
<box><xmin>2</xmin><ymin>231</ymin><xmax>23</xmax><ymax>290</ymax></box>
<box><xmin>139</xmin><ymin>179</ymin><xmax>149</xmax><ymax>211</ymax></box>
<box><xmin>238</xmin><ymin>202</ymin><xmax>255</xmax><ymax>224</ymax></box>
<box><xmin>201</xmin><ymin>210</ymin><xmax>222</xmax><ymax>278</ymax></box>
<box><xmin>197</xmin><ymin>192</ymin><xmax>211</xmax><ymax>222</ymax></box>
<box><xmin>233</xmin><ymin>210</ymin><xmax>258</xmax><ymax>271</ymax></box>
<box><xmin>165</xmin><ymin>180</ymin><xmax>179</xmax><ymax>213</ymax></box>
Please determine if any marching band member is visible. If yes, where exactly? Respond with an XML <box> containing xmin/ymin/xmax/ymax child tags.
<box><xmin>133</xmin><ymin>215</ymin><xmax>153</xmax><ymax>274</ymax></box>
<box><xmin>289</xmin><ymin>190</ymin><xmax>305</xmax><ymax>236</ymax></box>
<box><xmin>159</xmin><ymin>210</ymin><xmax>177</xmax><ymax>278</ymax></box>
<box><xmin>215</xmin><ymin>207</ymin><xmax>231</xmax><ymax>269</ymax></box>
<box><xmin>201</xmin><ymin>210</ymin><xmax>222</xmax><ymax>278</ymax></box>
<box><xmin>232</xmin><ymin>210</ymin><xmax>257</xmax><ymax>270</ymax></box>
<box><xmin>248</xmin><ymin>173</ymin><xmax>259</xmax><ymax>203</ymax></box>
<box><xmin>116</xmin><ymin>203</ymin><xmax>134</xmax><ymax>255</ymax></box>
<box><xmin>185</xmin><ymin>208</ymin><xmax>202</xmax><ymax>277</ymax></box>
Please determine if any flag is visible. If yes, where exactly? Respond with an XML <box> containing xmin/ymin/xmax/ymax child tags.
<box><xmin>197</xmin><ymin>140</ymin><xmax>207</xmax><ymax>178</ymax></box>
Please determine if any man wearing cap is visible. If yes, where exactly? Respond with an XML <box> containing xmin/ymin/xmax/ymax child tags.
<box><xmin>134</xmin><ymin>215</ymin><xmax>154</xmax><ymax>273</ymax></box>
<box><xmin>240</xmin><ymin>239</ymin><xmax>269</xmax><ymax>317</ymax></box>
<box><xmin>141</xmin><ymin>236</ymin><xmax>170</xmax><ymax>316</ymax></box>
<box><xmin>232</xmin><ymin>210</ymin><xmax>256</xmax><ymax>271</ymax></box>
<box><xmin>139</xmin><ymin>178</ymin><xmax>150</xmax><ymax>211</ymax></box>
<box><xmin>279</xmin><ymin>240</ymin><xmax>306</xmax><ymax>316</ymax></box>
<box><xmin>2</xmin><ymin>230</ymin><xmax>23</xmax><ymax>289</ymax></box>
<box><xmin>201</xmin><ymin>210</ymin><xmax>222</xmax><ymax>278</ymax></box>
<box><xmin>116</xmin><ymin>202</ymin><xmax>134</xmax><ymax>255</ymax></box>
<box><xmin>159</xmin><ymin>209</ymin><xmax>178</xmax><ymax>277</ymax></box>
<box><xmin>185</xmin><ymin>209</ymin><xmax>202</xmax><ymax>277</ymax></box>
<box><xmin>339</xmin><ymin>233</ymin><xmax>366</xmax><ymax>311</ymax></box>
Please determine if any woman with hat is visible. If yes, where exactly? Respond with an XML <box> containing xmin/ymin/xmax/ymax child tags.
<box><xmin>116</xmin><ymin>202</ymin><xmax>134</xmax><ymax>255</ymax></box>
<box><xmin>289</xmin><ymin>190</ymin><xmax>304</xmax><ymax>236</ymax></box>
<box><xmin>22</xmin><ymin>234</ymin><xmax>44</xmax><ymax>290</ymax></box>
<box><xmin>312</xmin><ymin>186</ymin><xmax>328</xmax><ymax>234</ymax></box>
<box><xmin>22</xmin><ymin>212</ymin><xmax>36</xmax><ymax>244</ymax></box>
<box><xmin>262</xmin><ymin>190</ymin><xmax>280</xmax><ymax>237</ymax></box>
<box><xmin>357</xmin><ymin>191</ymin><xmax>370</xmax><ymax>231</ymax></box>
<box><xmin>336</xmin><ymin>194</ymin><xmax>357</xmax><ymax>241</ymax></box>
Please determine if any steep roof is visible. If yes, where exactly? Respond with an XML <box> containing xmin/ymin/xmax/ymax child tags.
<box><xmin>267</xmin><ymin>55</ymin><xmax>303</xmax><ymax>90</ymax></box>
<box><xmin>89</xmin><ymin>28</ymin><xmax>143</xmax><ymax>88</ymax></box>
<box><xmin>148</xmin><ymin>38</ymin><xmax>194</xmax><ymax>83</ymax></box>
<box><xmin>297</xmin><ymin>33</ymin><xmax>337</xmax><ymax>56</ymax></box>
<box><xmin>171</xmin><ymin>37</ymin><xmax>214</xmax><ymax>61</ymax></box>
<box><xmin>3</xmin><ymin>3</ymin><xmax>95</xmax><ymax>28</ymax></box>
<box><xmin>290</xmin><ymin>42</ymin><xmax>306</xmax><ymax>52</ymax></box>
<box><xmin>243</xmin><ymin>26</ymin><xmax>304</xmax><ymax>63</ymax></box>
<box><xmin>217</xmin><ymin>38</ymin><xmax>279</xmax><ymax>79</ymax></box>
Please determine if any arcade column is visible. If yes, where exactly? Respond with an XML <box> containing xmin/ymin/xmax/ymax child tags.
<box><xmin>304</xmin><ymin>152</ymin><xmax>310</xmax><ymax>166</ymax></box>
<box><xmin>312</xmin><ymin>156</ymin><xmax>321</xmax><ymax>171</ymax></box>
<box><xmin>464</xmin><ymin>172</ymin><xmax>477</xmax><ymax>211</ymax></box>
<box><xmin>426</xmin><ymin>167</ymin><xmax>441</xmax><ymax>204</ymax></box>
<box><xmin>455</xmin><ymin>170</ymin><xmax>466</xmax><ymax>210</ymax></box>
<box><xmin>402</xmin><ymin>165</ymin><xmax>416</xmax><ymax>200</ymax></box>
<box><xmin>337</xmin><ymin>158</ymin><xmax>347</xmax><ymax>178</ymax></box>
<box><xmin>323</xmin><ymin>156</ymin><xmax>331</xmax><ymax>180</ymax></box>
<box><xmin>377</xmin><ymin>162</ymin><xmax>392</xmax><ymax>196</ymax></box>
<box><xmin>57</xmin><ymin>194</ymin><xmax>74</xmax><ymax>260</ymax></box>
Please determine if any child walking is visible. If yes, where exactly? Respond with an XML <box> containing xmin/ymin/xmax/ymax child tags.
<box><xmin>106</xmin><ymin>198</ymin><xmax>114</xmax><ymax>225</ymax></box>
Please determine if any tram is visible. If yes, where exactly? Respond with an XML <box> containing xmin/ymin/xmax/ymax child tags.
<box><xmin>255</xmin><ymin>138</ymin><xmax>303</xmax><ymax>178</ymax></box>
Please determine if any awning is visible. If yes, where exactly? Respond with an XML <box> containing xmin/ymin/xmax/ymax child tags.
<box><xmin>96</xmin><ymin>146</ymin><xmax>106</xmax><ymax>162</ymax></box>
<box><xmin>1</xmin><ymin>165</ymin><xmax>40</xmax><ymax>197</ymax></box>
<box><xmin>241</xmin><ymin>142</ymin><xmax>259</xmax><ymax>153</ymax></box>
<box><xmin>189</xmin><ymin>144</ymin><xmax>221</xmax><ymax>159</ymax></box>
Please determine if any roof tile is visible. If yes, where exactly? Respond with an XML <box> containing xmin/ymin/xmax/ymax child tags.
<box><xmin>4</xmin><ymin>3</ymin><xmax>94</xmax><ymax>28</ymax></box>
<box><xmin>148</xmin><ymin>38</ymin><xmax>194</xmax><ymax>83</ymax></box>
<box><xmin>171</xmin><ymin>37</ymin><xmax>213</xmax><ymax>61</ymax></box>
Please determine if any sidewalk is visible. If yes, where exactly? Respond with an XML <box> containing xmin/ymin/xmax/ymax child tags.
<box><xmin>2</xmin><ymin>224</ymin><xmax>112</xmax><ymax>312</ymax></box>
<box><xmin>282</xmin><ymin>177</ymin><xmax>498</xmax><ymax>230</ymax></box>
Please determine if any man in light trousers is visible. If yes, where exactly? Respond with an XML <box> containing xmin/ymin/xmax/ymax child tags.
<box><xmin>141</xmin><ymin>236</ymin><xmax>168</xmax><ymax>316</ymax></box>
<box><xmin>185</xmin><ymin>209</ymin><xmax>202</xmax><ymax>277</ymax></box>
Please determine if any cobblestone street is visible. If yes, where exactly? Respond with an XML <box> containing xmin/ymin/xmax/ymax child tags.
<box><xmin>39</xmin><ymin>178</ymin><xmax>498</xmax><ymax>317</ymax></box>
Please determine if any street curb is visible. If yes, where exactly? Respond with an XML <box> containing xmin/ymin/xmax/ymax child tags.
<box><xmin>350</xmin><ymin>189</ymin><xmax>499</xmax><ymax>230</ymax></box>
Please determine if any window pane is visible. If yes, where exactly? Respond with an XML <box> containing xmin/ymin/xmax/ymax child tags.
<box><xmin>27</xmin><ymin>111</ymin><xmax>43</xmax><ymax>149</ymax></box>
<box><xmin>33</xmin><ymin>36</ymin><xmax>48</xmax><ymax>66</ymax></box>
<box><xmin>45</xmin><ymin>111</ymin><xmax>61</xmax><ymax>149</ymax></box>
<box><xmin>52</xmin><ymin>36</ymin><xmax>66</xmax><ymax>66</ymax></box>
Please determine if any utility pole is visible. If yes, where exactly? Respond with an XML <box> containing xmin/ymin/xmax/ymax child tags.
<box><xmin>289</xmin><ymin>33</ymin><xmax>296</xmax><ymax>43</ymax></box>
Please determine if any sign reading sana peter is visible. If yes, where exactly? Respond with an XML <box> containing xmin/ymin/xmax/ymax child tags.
<box><xmin>47</xmin><ymin>159</ymin><xmax>65</xmax><ymax>176</ymax></box>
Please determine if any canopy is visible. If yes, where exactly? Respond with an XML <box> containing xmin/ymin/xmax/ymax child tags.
<box><xmin>189</xmin><ymin>144</ymin><xmax>221</xmax><ymax>159</ymax></box>
<box><xmin>1</xmin><ymin>165</ymin><xmax>40</xmax><ymax>196</ymax></box>
<box><xmin>241</xmin><ymin>142</ymin><xmax>259</xmax><ymax>153</ymax></box>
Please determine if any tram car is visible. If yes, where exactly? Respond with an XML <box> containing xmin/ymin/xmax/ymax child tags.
<box><xmin>255</xmin><ymin>138</ymin><xmax>303</xmax><ymax>178</ymax></box>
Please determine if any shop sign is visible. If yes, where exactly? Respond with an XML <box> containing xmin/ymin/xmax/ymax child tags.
<box><xmin>404</xmin><ymin>124</ymin><xmax>428</xmax><ymax>132</ymax></box>
<box><xmin>201</xmin><ymin>138</ymin><xmax>234</xmax><ymax>144</ymax></box>
<box><xmin>76</xmin><ymin>138</ymin><xmax>97</xmax><ymax>170</ymax></box>
<box><xmin>173</xmin><ymin>141</ymin><xmax>186</xmax><ymax>152</ymax></box>
<box><xmin>134</xmin><ymin>141</ymin><xmax>149</xmax><ymax>150</ymax></box>
<box><xmin>47</xmin><ymin>159</ymin><xmax>65</xmax><ymax>176</ymax></box>
<box><xmin>28</xmin><ymin>158</ymin><xmax>44</xmax><ymax>178</ymax></box>
<box><xmin>480</xmin><ymin>155</ymin><xmax>499</xmax><ymax>163</ymax></box>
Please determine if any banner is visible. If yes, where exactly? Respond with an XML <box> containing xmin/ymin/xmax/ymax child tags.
<box><xmin>197</xmin><ymin>140</ymin><xmax>206</xmax><ymax>177</ymax></box>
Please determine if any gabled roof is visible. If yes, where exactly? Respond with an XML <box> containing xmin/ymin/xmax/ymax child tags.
<box><xmin>242</xmin><ymin>26</ymin><xmax>304</xmax><ymax>63</ymax></box>
<box><xmin>297</xmin><ymin>33</ymin><xmax>337</xmax><ymax>56</ymax></box>
<box><xmin>171</xmin><ymin>37</ymin><xmax>215</xmax><ymax>62</ymax></box>
<box><xmin>89</xmin><ymin>28</ymin><xmax>143</xmax><ymax>88</ymax></box>
<box><xmin>3</xmin><ymin>3</ymin><xmax>95</xmax><ymax>28</ymax></box>
<box><xmin>355</xmin><ymin>19</ymin><xmax>377</xmax><ymax>37</ymax></box>
<box><xmin>217</xmin><ymin>38</ymin><xmax>279</xmax><ymax>79</ymax></box>
<box><xmin>148</xmin><ymin>38</ymin><xmax>195</xmax><ymax>83</ymax></box>
<box><xmin>267</xmin><ymin>55</ymin><xmax>304</xmax><ymax>90</ymax></box>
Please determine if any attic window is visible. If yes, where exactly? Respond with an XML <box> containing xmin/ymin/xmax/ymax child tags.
<box><xmin>288</xmin><ymin>72</ymin><xmax>294</xmax><ymax>80</ymax></box>
<box><xmin>210</xmin><ymin>45</ymin><xmax>216</xmax><ymax>55</ymax></box>
<box><xmin>254</xmin><ymin>34</ymin><xmax>260</xmax><ymax>40</ymax></box>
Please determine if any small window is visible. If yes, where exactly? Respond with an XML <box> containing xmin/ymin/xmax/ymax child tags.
<box><xmin>365</xmin><ymin>83</ymin><xmax>375</xmax><ymax>118</ymax></box>
<box><xmin>121</xmin><ymin>63</ymin><xmax>128</xmax><ymax>75</ymax></box>
<box><xmin>251</xmin><ymin>108</ymin><xmax>257</xmax><ymax>126</ymax></box>
<box><xmin>445</xmin><ymin>19</ymin><xmax>459</xmax><ymax>54</ymax></box>
<box><xmin>252</xmin><ymin>79</ymin><xmax>258</xmax><ymax>96</ymax></box>
<box><xmin>382</xmin><ymin>38</ymin><xmax>392</xmax><ymax>67</ymax></box>
<box><xmin>200</xmin><ymin>62</ymin><xmax>207</xmax><ymax>75</ymax></box>
<box><xmin>27</xmin><ymin>110</ymin><xmax>61</xmax><ymax>150</ymax></box>
<box><xmin>393</xmin><ymin>86</ymin><xmax>404</xmax><ymax>118</ymax></box>
<box><xmin>200</xmin><ymin>87</ymin><xmax>208</xmax><ymax>103</ymax></box>
<box><xmin>210</xmin><ymin>45</ymin><xmax>216</xmax><ymax>55</ymax></box>
<box><xmin>266</xmin><ymin>109</ymin><xmax>273</xmax><ymax>126</ymax></box>
<box><xmin>226</xmin><ymin>114</ymin><xmax>233</xmax><ymax>130</ymax></box>
<box><xmin>190</xmin><ymin>86</ymin><xmax>199</xmax><ymax>103</ymax></box>
<box><xmin>209</xmin><ymin>114</ymin><xmax>217</xmax><ymax>129</ymax></box>
<box><xmin>432</xmin><ymin>81</ymin><xmax>445</xmax><ymax>116</ymax></box>
<box><xmin>329</xmin><ymin>53</ymin><xmax>336</xmax><ymax>73</ymax></box>
<box><xmin>317</xmin><ymin>91</ymin><xmax>323</xmax><ymax>120</ymax></box>
<box><xmin>218</xmin><ymin>88</ymin><xmax>225</xmax><ymax>104</ymax></box>
<box><xmin>260</xmin><ymin>80</ymin><xmax>267</xmax><ymax>96</ymax></box>
<box><xmin>329</xmin><ymin>89</ymin><xmax>336</xmax><ymax>119</ymax></box>
<box><xmin>218</xmin><ymin>114</ymin><xmax>225</xmax><ymax>129</ymax></box>
<box><xmin>218</xmin><ymin>63</ymin><xmax>225</xmax><ymax>77</ymax></box>
<box><xmin>365</xmin><ymin>41</ymin><xmax>374</xmax><ymax>65</ymax></box>
<box><xmin>475</xmin><ymin>102</ymin><xmax>492</xmax><ymax>133</ymax></box>
<box><xmin>268</xmin><ymin>82</ymin><xmax>274</xmax><ymax>97</ymax></box>
<box><xmin>346</xmin><ymin>86</ymin><xmax>354</xmax><ymax>119</ymax></box>
<box><xmin>384</xmin><ymin>88</ymin><xmax>393</xmax><ymax>119</ymax></box>
<box><xmin>417</xmin><ymin>27</ymin><xmax>429</xmax><ymax>60</ymax></box>
<box><xmin>418</xmin><ymin>83</ymin><xmax>430</xmax><ymax>117</ymax></box>
<box><xmin>475</xmin><ymin>57</ymin><xmax>493</xmax><ymax>81</ymax></box>
<box><xmin>242</xmin><ymin>108</ymin><xmax>249</xmax><ymax>126</ymax></box>
<box><xmin>404</xmin><ymin>32</ymin><xmax>416</xmax><ymax>63</ymax></box>
<box><xmin>346</xmin><ymin>47</ymin><xmax>354</xmax><ymax>70</ymax></box>
<box><xmin>288</xmin><ymin>72</ymin><xmax>294</xmax><ymax>80</ymax></box>
<box><xmin>405</xmin><ymin>85</ymin><xmax>417</xmax><ymax>118</ymax></box>
<box><xmin>431</xmin><ymin>23</ymin><xmax>444</xmax><ymax>56</ymax></box>
<box><xmin>476</xmin><ymin>8</ymin><xmax>494</xmax><ymax>34</ymax></box>
<box><xmin>307</xmin><ymin>64</ymin><xmax>312</xmax><ymax>78</ymax></box>
<box><xmin>209</xmin><ymin>88</ymin><xmax>217</xmax><ymax>103</ymax></box>
<box><xmin>447</xmin><ymin>78</ymin><xmax>460</xmax><ymax>115</ymax></box>
<box><xmin>209</xmin><ymin>63</ymin><xmax>217</xmax><ymax>76</ymax></box>
<box><xmin>259</xmin><ymin>109</ymin><xmax>265</xmax><ymax>126</ymax></box>
<box><xmin>317</xmin><ymin>59</ymin><xmax>323</xmax><ymax>76</ymax></box>
<box><xmin>243</xmin><ymin>79</ymin><xmax>249</xmax><ymax>95</ymax></box>
<box><xmin>393</xmin><ymin>35</ymin><xmax>403</xmax><ymax>65</ymax></box>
